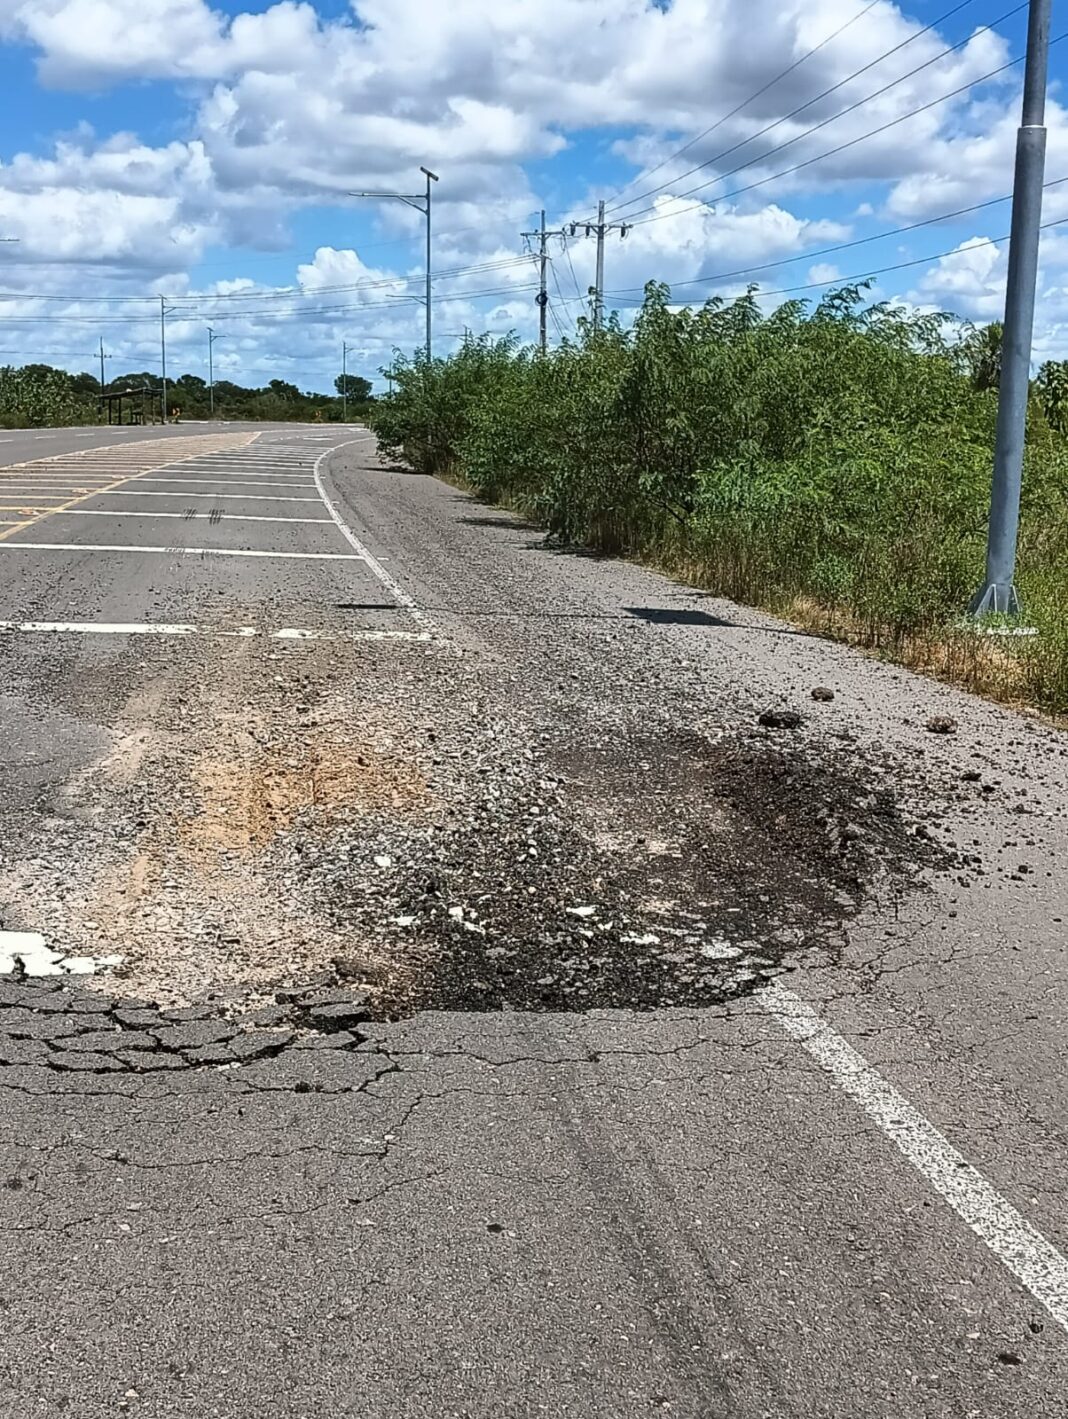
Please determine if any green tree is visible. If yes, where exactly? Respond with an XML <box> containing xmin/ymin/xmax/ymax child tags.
<box><xmin>335</xmin><ymin>373</ymin><xmax>373</xmax><ymax>400</ymax></box>
<box><xmin>962</xmin><ymin>321</ymin><xmax>1003</xmax><ymax>391</ymax></box>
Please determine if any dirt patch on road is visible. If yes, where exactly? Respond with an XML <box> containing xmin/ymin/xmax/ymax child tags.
<box><xmin>185</xmin><ymin>731</ymin><xmax>429</xmax><ymax>853</ymax></box>
<box><xmin>74</xmin><ymin>707</ymin><xmax>433</xmax><ymax>1004</ymax></box>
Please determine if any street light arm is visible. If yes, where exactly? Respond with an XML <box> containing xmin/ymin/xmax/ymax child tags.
<box><xmin>348</xmin><ymin>191</ymin><xmax>427</xmax><ymax>213</ymax></box>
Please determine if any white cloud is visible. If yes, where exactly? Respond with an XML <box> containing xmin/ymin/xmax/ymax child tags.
<box><xmin>908</xmin><ymin>235</ymin><xmax>1005</xmax><ymax>322</ymax></box>
<box><xmin>1</xmin><ymin>0</ymin><xmax>1067</xmax><ymax>379</ymax></box>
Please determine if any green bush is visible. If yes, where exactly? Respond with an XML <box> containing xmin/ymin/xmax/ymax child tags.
<box><xmin>0</xmin><ymin>364</ymin><xmax>97</xmax><ymax>428</ymax></box>
<box><xmin>370</xmin><ymin>285</ymin><xmax>1068</xmax><ymax>713</ymax></box>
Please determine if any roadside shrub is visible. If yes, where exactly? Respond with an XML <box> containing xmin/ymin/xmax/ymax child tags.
<box><xmin>370</xmin><ymin>284</ymin><xmax>1068</xmax><ymax>714</ymax></box>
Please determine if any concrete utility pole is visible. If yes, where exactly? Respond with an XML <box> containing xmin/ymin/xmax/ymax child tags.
<box><xmin>160</xmin><ymin>296</ymin><xmax>168</xmax><ymax>425</ymax></box>
<box><xmin>521</xmin><ymin>210</ymin><xmax>561</xmax><ymax>352</ymax></box>
<box><xmin>538</xmin><ymin>209</ymin><xmax>548</xmax><ymax>352</ymax></box>
<box><xmin>342</xmin><ymin>340</ymin><xmax>352</xmax><ymax>423</ymax></box>
<box><xmin>422</xmin><ymin>166</ymin><xmax>437</xmax><ymax>364</ymax></box>
<box><xmin>568</xmin><ymin>207</ymin><xmax>630</xmax><ymax>332</ymax></box>
<box><xmin>350</xmin><ymin>166</ymin><xmax>439</xmax><ymax>363</ymax></box>
<box><xmin>594</xmin><ymin>200</ymin><xmax>606</xmax><ymax>332</ymax></box>
<box><xmin>207</xmin><ymin>326</ymin><xmax>219</xmax><ymax>417</ymax></box>
<box><xmin>98</xmin><ymin>338</ymin><xmax>106</xmax><ymax>406</ymax></box>
<box><xmin>971</xmin><ymin>0</ymin><xmax>1051</xmax><ymax>618</ymax></box>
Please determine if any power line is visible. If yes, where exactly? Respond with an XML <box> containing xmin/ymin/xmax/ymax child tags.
<box><xmin>174</xmin><ymin>254</ymin><xmax>530</xmax><ymax>305</ymax></box>
<box><xmin>0</xmin><ymin>269</ymin><xmax>538</xmax><ymax>324</ymax></box>
<box><xmin>606</xmin><ymin>0</ymin><xmax>992</xmax><ymax>219</ymax></box>
<box><xmin>178</xmin><ymin>279</ymin><xmax>536</xmax><ymax>322</ymax></box>
<box><xmin>620</xmin><ymin>11</ymin><xmax>1034</xmax><ymax>227</ymax></box>
<box><xmin>624</xmin><ymin>34</ymin><xmax>1065</xmax><ymax>230</ymax></box>
<box><xmin>604</xmin><ymin>173</ymin><xmax>1068</xmax><ymax>297</ymax></box>
<box><xmin>0</xmin><ymin>281</ymin><xmax>539</xmax><ymax>325</ymax></box>
<box><xmin>561</xmin><ymin>234</ymin><xmax>585</xmax><ymax>303</ymax></box>
<box><xmin>547</xmin><ymin>255</ymin><xmax>578</xmax><ymax>337</ymax></box>
<box><xmin>602</xmin><ymin>0</ymin><xmax>891</xmax><ymax>214</ymax></box>
<box><xmin>0</xmin><ymin>350</ymin><xmax>113</xmax><ymax>358</ymax></box>
<box><xmin>0</xmin><ymin>217</ymin><xmax>526</xmax><ymax>277</ymax></box>
<box><xmin>586</xmin><ymin>212</ymin><xmax>1068</xmax><ymax>309</ymax></box>
<box><xmin>0</xmin><ymin>253</ymin><xmax>534</xmax><ymax>306</ymax></box>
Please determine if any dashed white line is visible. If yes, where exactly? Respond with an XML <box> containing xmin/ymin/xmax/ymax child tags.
<box><xmin>99</xmin><ymin>490</ymin><xmax>322</xmax><ymax>503</ymax></box>
<box><xmin>760</xmin><ymin>981</ymin><xmax>1068</xmax><ymax>1335</ymax></box>
<box><xmin>0</xmin><ymin>542</ymin><xmax>367</xmax><ymax>561</ymax></box>
<box><xmin>135</xmin><ymin>477</ymin><xmax>314</xmax><ymax>489</ymax></box>
<box><xmin>58</xmin><ymin>509</ymin><xmax>333</xmax><ymax>525</ymax></box>
<box><xmin>0</xmin><ymin>619</ymin><xmax>433</xmax><ymax>642</ymax></box>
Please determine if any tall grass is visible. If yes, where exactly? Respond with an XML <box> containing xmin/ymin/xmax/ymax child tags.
<box><xmin>371</xmin><ymin>283</ymin><xmax>1068</xmax><ymax>714</ymax></box>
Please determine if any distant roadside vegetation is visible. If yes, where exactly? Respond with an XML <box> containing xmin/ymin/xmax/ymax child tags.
<box><xmin>0</xmin><ymin>363</ymin><xmax>375</xmax><ymax>428</ymax></box>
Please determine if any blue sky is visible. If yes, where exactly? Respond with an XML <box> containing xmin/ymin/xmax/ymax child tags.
<box><xmin>0</xmin><ymin>0</ymin><xmax>1065</xmax><ymax>392</ymax></box>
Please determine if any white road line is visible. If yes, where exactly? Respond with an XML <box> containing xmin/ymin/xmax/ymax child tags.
<box><xmin>58</xmin><ymin>509</ymin><xmax>333</xmax><ymax>525</ymax></box>
<box><xmin>313</xmin><ymin>436</ymin><xmax>435</xmax><ymax>633</ymax></box>
<box><xmin>0</xmin><ymin>542</ymin><xmax>368</xmax><ymax>561</ymax></box>
<box><xmin>99</xmin><ymin>490</ymin><xmax>322</xmax><ymax>503</ymax></box>
<box><xmin>760</xmin><ymin>981</ymin><xmax>1068</xmax><ymax>1335</ymax></box>
<box><xmin>185</xmin><ymin>467</ymin><xmax>313</xmax><ymax>475</ymax></box>
<box><xmin>135</xmin><ymin>477</ymin><xmax>314</xmax><ymax>489</ymax></box>
<box><xmin>0</xmin><ymin>621</ymin><xmax>198</xmax><ymax>636</ymax></box>
<box><xmin>160</xmin><ymin>475</ymin><xmax>317</xmax><ymax>484</ymax></box>
<box><xmin>0</xmin><ymin>619</ymin><xmax>432</xmax><ymax>642</ymax></box>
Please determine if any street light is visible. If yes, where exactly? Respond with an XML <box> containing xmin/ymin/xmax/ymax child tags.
<box><xmin>350</xmin><ymin>167</ymin><xmax>439</xmax><ymax>363</ymax></box>
<box><xmin>342</xmin><ymin>339</ymin><xmax>353</xmax><ymax>423</ymax></box>
<box><xmin>160</xmin><ymin>297</ymin><xmax>179</xmax><ymax>425</ymax></box>
<box><xmin>207</xmin><ymin>326</ymin><xmax>221</xmax><ymax>417</ymax></box>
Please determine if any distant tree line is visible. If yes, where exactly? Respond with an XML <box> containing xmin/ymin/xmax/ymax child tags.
<box><xmin>0</xmin><ymin>362</ymin><xmax>375</xmax><ymax>428</ymax></box>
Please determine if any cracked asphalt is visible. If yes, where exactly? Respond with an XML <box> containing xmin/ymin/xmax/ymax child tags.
<box><xmin>1</xmin><ymin>425</ymin><xmax>1067</xmax><ymax>1417</ymax></box>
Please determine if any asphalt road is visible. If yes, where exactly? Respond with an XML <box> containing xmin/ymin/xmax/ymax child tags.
<box><xmin>1</xmin><ymin>424</ymin><xmax>1066</xmax><ymax>1418</ymax></box>
<box><xmin>0</xmin><ymin>420</ymin><xmax>298</xmax><ymax>469</ymax></box>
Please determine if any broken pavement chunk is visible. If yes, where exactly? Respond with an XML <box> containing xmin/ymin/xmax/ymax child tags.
<box><xmin>926</xmin><ymin>715</ymin><xmax>958</xmax><ymax>735</ymax></box>
<box><xmin>758</xmin><ymin>708</ymin><xmax>803</xmax><ymax>730</ymax></box>
<box><xmin>306</xmin><ymin>1001</ymin><xmax>371</xmax><ymax>1032</ymax></box>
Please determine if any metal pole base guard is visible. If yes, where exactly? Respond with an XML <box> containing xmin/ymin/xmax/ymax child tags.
<box><xmin>969</xmin><ymin>580</ymin><xmax>1023</xmax><ymax>617</ymax></box>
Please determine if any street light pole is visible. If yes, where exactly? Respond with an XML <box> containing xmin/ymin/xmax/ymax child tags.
<box><xmin>160</xmin><ymin>296</ymin><xmax>168</xmax><ymax>425</ymax></box>
<box><xmin>422</xmin><ymin>166</ymin><xmax>438</xmax><ymax>364</ymax></box>
<box><xmin>207</xmin><ymin>326</ymin><xmax>219</xmax><ymax>417</ymax></box>
<box><xmin>970</xmin><ymin>0</ymin><xmax>1052</xmax><ymax>617</ymax></box>
<box><xmin>350</xmin><ymin>167</ymin><xmax>438</xmax><ymax>363</ymax></box>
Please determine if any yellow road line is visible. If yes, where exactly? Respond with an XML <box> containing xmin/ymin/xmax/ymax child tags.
<box><xmin>0</xmin><ymin>433</ymin><xmax>258</xmax><ymax>545</ymax></box>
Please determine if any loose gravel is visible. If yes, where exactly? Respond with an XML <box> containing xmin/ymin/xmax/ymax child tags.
<box><xmin>1</xmin><ymin>586</ymin><xmax>958</xmax><ymax>1025</ymax></box>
